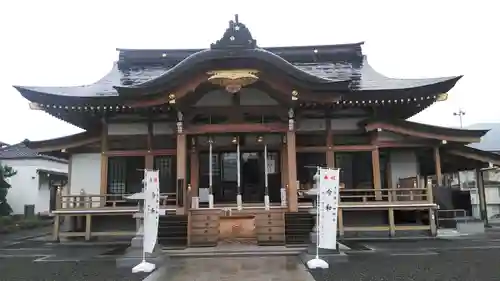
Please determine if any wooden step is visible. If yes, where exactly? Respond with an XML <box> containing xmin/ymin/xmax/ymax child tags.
<box><xmin>285</xmin><ymin>212</ymin><xmax>313</xmax><ymax>245</ymax></box>
<box><xmin>190</xmin><ymin>211</ymin><xmax>220</xmax><ymax>247</ymax></box>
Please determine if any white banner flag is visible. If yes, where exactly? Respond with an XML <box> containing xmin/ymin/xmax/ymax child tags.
<box><xmin>318</xmin><ymin>168</ymin><xmax>340</xmax><ymax>250</ymax></box>
<box><xmin>143</xmin><ymin>170</ymin><xmax>160</xmax><ymax>254</ymax></box>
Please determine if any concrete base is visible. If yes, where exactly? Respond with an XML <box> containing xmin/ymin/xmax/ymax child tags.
<box><xmin>300</xmin><ymin>244</ymin><xmax>347</xmax><ymax>264</ymax></box>
<box><xmin>299</xmin><ymin>251</ymin><xmax>348</xmax><ymax>265</ymax></box>
<box><xmin>116</xmin><ymin>225</ymin><xmax>165</xmax><ymax>269</ymax></box>
<box><xmin>457</xmin><ymin>221</ymin><xmax>485</xmax><ymax>235</ymax></box>
<box><xmin>116</xmin><ymin>235</ymin><xmax>165</xmax><ymax>268</ymax></box>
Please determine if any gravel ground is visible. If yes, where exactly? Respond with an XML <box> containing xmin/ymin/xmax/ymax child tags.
<box><xmin>310</xmin><ymin>247</ymin><xmax>500</xmax><ymax>281</ymax></box>
<box><xmin>0</xmin><ymin>257</ymin><xmax>149</xmax><ymax>281</ymax></box>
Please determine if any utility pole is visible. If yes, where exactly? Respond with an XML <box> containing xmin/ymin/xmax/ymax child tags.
<box><xmin>453</xmin><ymin>109</ymin><xmax>466</xmax><ymax>190</ymax></box>
<box><xmin>453</xmin><ymin>109</ymin><xmax>466</xmax><ymax>128</ymax></box>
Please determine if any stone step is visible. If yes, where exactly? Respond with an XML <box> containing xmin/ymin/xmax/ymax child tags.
<box><xmin>163</xmin><ymin>245</ymin><xmax>306</xmax><ymax>257</ymax></box>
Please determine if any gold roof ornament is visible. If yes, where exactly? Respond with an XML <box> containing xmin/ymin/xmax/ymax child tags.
<box><xmin>436</xmin><ymin>93</ymin><xmax>448</xmax><ymax>102</ymax></box>
<box><xmin>207</xmin><ymin>69</ymin><xmax>259</xmax><ymax>93</ymax></box>
<box><xmin>29</xmin><ymin>102</ymin><xmax>42</xmax><ymax>110</ymax></box>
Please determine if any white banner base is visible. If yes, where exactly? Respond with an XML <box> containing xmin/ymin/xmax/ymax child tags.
<box><xmin>208</xmin><ymin>194</ymin><xmax>214</xmax><ymax>208</ymax></box>
<box><xmin>307</xmin><ymin>258</ymin><xmax>329</xmax><ymax>269</ymax></box>
<box><xmin>280</xmin><ymin>188</ymin><xmax>287</xmax><ymax>207</ymax></box>
<box><xmin>191</xmin><ymin>197</ymin><xmax>199</xmax><ymax>209</ymax></box>
<box><xmin>236</xmin><ymin>194</ymin><xmax>243</xmax><ymax>210</ymax></box>
<box><xmin>132</xmin><ymin>261</ymin><xmax>156</xmax><ymax>273</ymax></box>
<box><xmin>264</xmin><ymin>195</ymin><xmax>270</xmax><ymax>210</ymax></box>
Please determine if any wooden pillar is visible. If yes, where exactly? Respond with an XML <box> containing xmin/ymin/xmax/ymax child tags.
<box><xmin>338</xmin><ymin>208</ymin><xmax>344</xmax><ymax>237</ymax></box>
<box><xmin>326</xmin><ymin>119</ymin><xmax>335</xmax><ymax>168</ymax></box>
<box><xmin>433</xmin><ymin>147</ymin><xmax>443</xmax><ymax>186</ymax></box>
<box><xmin>144</xmin><ymin>120</ymin><xmax>154</xmax><ymax>170</ymax></box>
<box><xmin>176</xmin><ymin>134</ymin><xmax>187</xmax><ymax>214</ymax></box>
<box><xmin>372</xmin><ymin>147</ymin><xmax>382</xmax><ymax>200</ymax></box>
<box><xmin>388</xmin><ymin>208</ymin><xmax>396</xmax><ymax>236</ymax></box>
<box><xmin>286</xmin><ymin>131</ymin><xmax>298</xmax><ymax>212</ymax></box>
<box><xmin>145</xmin><ymin>120</ymin><xmax>154</xmax><ymax>170</ymax></box>
<box><xmin>99</xmin><ymin>118</ymin><xmax>108</xmax><ymax>206</ymax></box>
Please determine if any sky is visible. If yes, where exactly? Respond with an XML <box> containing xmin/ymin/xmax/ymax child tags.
<box><xmin>0</xmin><ymin>0</ymin><xmax>498</xmax><ymax>144</ymax></box>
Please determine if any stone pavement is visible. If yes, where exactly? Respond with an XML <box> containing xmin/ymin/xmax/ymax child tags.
<box><xmin>147</xmin><ymin>256</ymin><xmax>315</xmax><ymax>281</ymax></box>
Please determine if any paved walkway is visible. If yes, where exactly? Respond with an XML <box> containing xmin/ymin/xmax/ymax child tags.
<box><xmin>0</xmin><ymin>226</ymin><xmax>51</xmax><ymax>245</ymax></box>
<box><xmin>147</xmin><ymin>256</ymin><xmax>314</xmax><ymax>281</ymax></box>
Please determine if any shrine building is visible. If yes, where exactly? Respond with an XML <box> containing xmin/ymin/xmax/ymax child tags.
<box><xmin>13</xmin><ymin>15</ymin><xmax>500</xmax><ymax>247</ymax></box>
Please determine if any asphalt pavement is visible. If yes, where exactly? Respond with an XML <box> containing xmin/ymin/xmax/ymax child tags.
<box><xmin>310</xmin><ymin>235</ymin><xmax>500</xmax><ymax>281</ymax></box>
<box><xmin>0</xmin><ymin>239</ymin><xmax>148</xmax><ymax>281</ymax></box>
<box><xmin>1</xmin><ymin>232</ymin><xmax>500</xmax><ymax>281</ymax></box>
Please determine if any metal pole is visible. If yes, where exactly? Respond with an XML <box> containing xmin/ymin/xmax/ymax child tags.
<box><xmin>264</xmin><ymin>144</ymin><xmax>268</xmax><ymax>195</ymax></box>
<box><xmin>208</xmin><ymin>138</ymin><xmax>214</xmax><ymax>208</ymax></box>
<box><xmin>236</xmin><ymin>138</ymin><xmax>242</xmax><ymax>210</ymax></box>
<box><xmin>264</xmin><ymin>144</ymin><xmax>270</xmax><ymax>210</ymax></box>
<box><xmin>453</xmin><ymin>109</ymin><xmax>465</xmax><ymax>128</ymax></box>
<box><xmin>237</xmin><ymin>142</ymin><xmax>241</xmax><ymax>191</ymax></box>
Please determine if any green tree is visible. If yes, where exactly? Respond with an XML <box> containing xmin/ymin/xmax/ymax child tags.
<box><xmin>0</xmin><ymin>164</ymin><xmax>16</xmax><ymax>216</ymax></box>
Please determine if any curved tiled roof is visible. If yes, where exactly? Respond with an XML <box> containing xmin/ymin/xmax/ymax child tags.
<box><xmin>11</xmin><ymin>15</ymin><xmax>462</xmax><ymax>130</ymax></box>
<box><xmin>14</xmin><ymin>53</ymin><xmax>460</xmax><ymax>106</ymax></box>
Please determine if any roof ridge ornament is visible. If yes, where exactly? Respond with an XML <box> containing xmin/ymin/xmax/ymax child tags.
<box><xmin>211</xmin><ymin>14</ymin><xmax>257</xmax><ymax>50</ymax></box>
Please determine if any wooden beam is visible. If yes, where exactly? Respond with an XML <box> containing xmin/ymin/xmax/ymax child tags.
<box><xmin>184</xmin><ymin>122</ymin><xmax>287</xmax><ymax>134</ymax></box>
<box><xmin>104</xmin><ymin>149</ymin><xmax>176</xmax><ymax>157</ymax></box>
<box><xmin>286</xmin><ymin>131</ymin><xmax>298</xmax><ymax>212</ymax></box>
<box><xmin>184</xmin><ymin>106</ymin><xmax>288</xmax><ymax>121</ymax></box>
<box><xmin>433</xmin><ymin>147</ymin><xmax>443</xmax><ymax>186</ymax></box>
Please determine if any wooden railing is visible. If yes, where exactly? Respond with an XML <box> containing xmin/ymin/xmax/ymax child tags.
<box><xmin>54</xmin><ymin>189</ymin><xmax>177</xmax><ymax>210</ymax></box>
<box><xmin>298</xmin><ymin>176</ymin><xmax>433</xmax><ymax>205</ymax></box>
<box><xmin>339</xmin><ymin>187</ymin><xmax>429</xmax><ymax>203</ymax></box>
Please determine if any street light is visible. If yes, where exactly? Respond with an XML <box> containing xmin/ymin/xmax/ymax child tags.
<box><xmin>453</xmin><ymin>109</ymin><xmax>466</xmax><ymax>128</ymax></box>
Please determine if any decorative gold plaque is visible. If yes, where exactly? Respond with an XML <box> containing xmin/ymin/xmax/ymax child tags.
<box><xmin>207</xmin><ymin>69</ymin><xmax>259</xmax><ymax>93</ymax></box>
<box><xmin>436</xmin><ymin>93</ymin><xmax>448</xmax><ymax>102</ymax></box>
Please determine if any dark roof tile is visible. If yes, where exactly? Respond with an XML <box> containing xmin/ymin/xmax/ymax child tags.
<box><xmin>0</xmin><ymin>143</ymin><xmax>68</xmax><ymax>163</ymax></box>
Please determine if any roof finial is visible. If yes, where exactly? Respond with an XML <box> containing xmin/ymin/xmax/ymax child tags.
<box><xmin>211</xmin><ymin>15</ymin><xmax>257</xmax><ymax>49</ymax></box>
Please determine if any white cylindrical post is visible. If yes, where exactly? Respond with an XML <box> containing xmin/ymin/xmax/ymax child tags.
<box><xmin>264</xmin><ymin>144</ymin><xmax>270</xmax><ymax>210</ymax></box>
<box><xmin>236</xmin><ymin>140</ymin><xmax>242</xmax><ymax>210</ymax></box>
<box><xmin>208</xmin><ymin>138</ymin><xmax>214</xmax><ymax>208</ymax></box>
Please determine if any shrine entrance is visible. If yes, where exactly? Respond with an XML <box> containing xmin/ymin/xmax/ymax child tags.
<box><xmin>196</xmin><ymin>134</ymin><xmax>283</xmax><ymax>206</ymax></box>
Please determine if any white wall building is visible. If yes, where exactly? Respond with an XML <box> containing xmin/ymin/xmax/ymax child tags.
<box><xmin>452</xmin><ymin>169</ymin><xmax>500</xmax><ymax>219</ymax></box>
<box><xmin>0</xmin><ymin>143</ymin><xmax>68</xmax><ymax>215</ymax></box>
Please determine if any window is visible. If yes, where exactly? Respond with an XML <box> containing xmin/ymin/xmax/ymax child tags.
<box><xmin>154</xmin><ymin>156</ymin><xmax>176</xmax><ymax>193</ymax></box>
<box><xmin>222</xmin><ymin>152</ymin><xmax>238</xmax><ymax>181</ymax></box>
<box><xmin>107</xmin><ymin>156</ymin><xmax>145</xmax><ymax>195</ymax></box>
